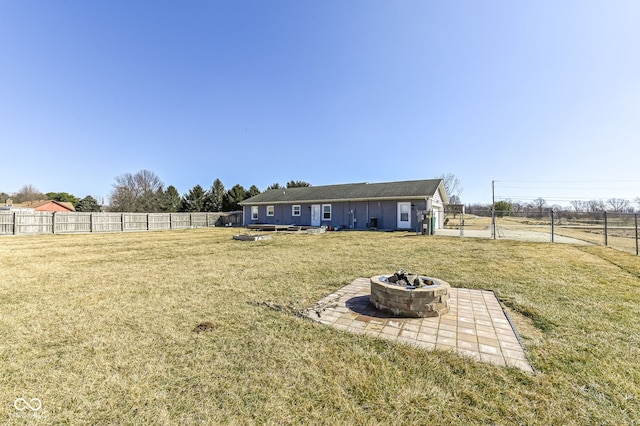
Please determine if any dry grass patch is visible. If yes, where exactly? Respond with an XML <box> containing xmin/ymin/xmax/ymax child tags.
<box><xmin>1</xmin><ymin>229</ymin><xmax>639</xmax><ymax>424</ymax></box>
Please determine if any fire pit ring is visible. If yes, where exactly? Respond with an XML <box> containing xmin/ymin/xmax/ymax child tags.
<box><xmin>370</xmin><ymin>271</ymin><xmax>451</xmax><ymax>318</ymax></box>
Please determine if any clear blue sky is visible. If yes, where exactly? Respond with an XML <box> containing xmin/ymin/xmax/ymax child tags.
<box><xmin>2</xmin><ymin>1</ymin><xmax>639</xmax><ymax>205</ymax></box>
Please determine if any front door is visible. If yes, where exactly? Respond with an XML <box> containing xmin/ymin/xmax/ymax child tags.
<box><xmin>397</xmin><ymin>202</ymin><xmax>411</xmax><ymax>229</ymax></box>
<box><xmin>311</xmin><ymin>204</ymin><xmax>321</xmax><ymax>226</ymax></box>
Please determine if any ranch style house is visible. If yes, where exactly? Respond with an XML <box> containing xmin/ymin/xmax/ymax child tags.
<box><xmin>240</xmin><ymin>179</ymin><xmax>448</xmax><ymax>233</ymax></box>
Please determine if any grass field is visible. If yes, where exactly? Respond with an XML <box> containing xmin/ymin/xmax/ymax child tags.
<box><xmin>1</xmin><ymin>228</ymin><xmax>639</xmax><ymax>424</ymax></box>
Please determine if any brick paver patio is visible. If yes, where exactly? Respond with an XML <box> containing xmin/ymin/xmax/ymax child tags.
<box><xmin>305</xmin><ymin>278</ymin><xmax>533</xmax><ymax>373</ymax></box>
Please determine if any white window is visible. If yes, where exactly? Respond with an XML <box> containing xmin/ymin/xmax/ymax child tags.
<box><xmin>267</xmin><ymin>206</ymin><xmax>274</xmax><ymax>216</ymax></box>
<box><xmin>322</xmin><ymin>204</ymin><xmax>331</xmax><ymax>220</ymax></box>
<box><xmin>292</xmin><ymin>205</ymin><xmax>301</xmax><ymax>216</ymax></box>
<box><xmin>251</xmin><ymin>206</ymin><xmax>258</xmax><ymax>220</ymax></box>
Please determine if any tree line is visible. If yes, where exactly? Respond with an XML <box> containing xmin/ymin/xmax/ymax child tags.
<box><xmin>108</xmin><ymin>170</ymin><xmax>310</xmax><ymax>213</ymax></box>
<box><xmin>464</xmin><ymin>197</ymin><xmax>640</xmax><ymax>219</ymax></box>
<box><xmin>0</xmin><ymin>170</ymin><xmax>311</xmax><ymax>213</ymax></box>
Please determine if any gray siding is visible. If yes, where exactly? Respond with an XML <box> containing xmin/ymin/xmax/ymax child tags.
<box><xmin>244</xmin><ymin>199</ymin><xmax>434</xmax><ymax>231</ymax></box>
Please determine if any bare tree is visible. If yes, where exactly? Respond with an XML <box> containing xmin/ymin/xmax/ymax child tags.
<box><xmin>12</xmin><ymin>184</ymin><xmax>45</xmax><ymax>203</ymax></box>
<box><xmin>439</xmin><ymin>173</ymin><xmax>462</xmax><ymax>204</ymax></box>
<box><xmin>528</xmin><ymin>197</ymin><xmax>547</xmax><ymax>217</ymax></box>
<box><xmin>570</xmin><ymin>200</ymin><xmax>585</xmax><ymax>212</ymax></box>
<box><xmin>109</xmin><ymin>169</ymin><xmax>164</xmax><ymax>212</ymax></box>
<box><xmin>606</xmin><ymin>198</ymin><xmax>631</xmax><ymax>212</ymax></box>
<box><xmin>587</xmin><ymin>199</ymin><xmax>605</xmax><ymax>212</ymax></box>
<box><xmin>585</xmin><ymin>199</ymin><xmax>605</xmax><ymax>220</ymax></box>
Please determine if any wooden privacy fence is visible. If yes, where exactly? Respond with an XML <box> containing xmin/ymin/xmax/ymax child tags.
<box><xmin>0</xmin><ymin>211</ymin><xmax>243</xmax><ymax>236</ymax></box>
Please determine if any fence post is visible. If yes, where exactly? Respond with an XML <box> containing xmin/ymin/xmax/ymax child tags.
<box><xmin>52</xmin><ymin>212</ymin><xmax>56</xmax><ymax>234</ymax></box>
<box><xmin>603</xmin><ymin>211</ymin><xmax>608</xmax><ymax>246</ymax></box>
<box><xmin>635</xmin><ymin>213</ymin><xmax>638</xmax><ymax>256</ymax></box>
<box><xmin>491</xmin><ymin>180</ymin><xmax>496</xmax><ymax>239</ymax></box>
<box><xmin>550</xmin><ymin>209</ymin><xmax>555</xmax><ymax>243</ymax></box>
<box><xmin>491</xmin><ymin>208</ymin><xmax>496</xmax><ymax>239</ymax></box>
<box><xmin>13</xmin><ymin>211</ymin><xmax>17</xmax><ymax>235</ymax></box>
<box><xmin>90</xmin><ymin>213</ymin><xmax>93</xmax><ymax>233</ymax></box>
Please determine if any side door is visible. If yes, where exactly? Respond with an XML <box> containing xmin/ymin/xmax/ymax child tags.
<box><xmin>397</xmin><ymin>202</ymin><xmax>411</xmax><ymax>229</ymax></box>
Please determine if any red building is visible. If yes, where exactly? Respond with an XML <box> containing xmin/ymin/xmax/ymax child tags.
<box><xmin>14</xmin><ymin>200</ymin><xmax>75</xmax><ymax>212</ymax></box>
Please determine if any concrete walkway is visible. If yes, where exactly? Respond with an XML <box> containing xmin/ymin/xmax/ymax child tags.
<box><xmin>305</xmin><ymin>278</ymin><xmax>534</xmax><ymax>373</ymax></box>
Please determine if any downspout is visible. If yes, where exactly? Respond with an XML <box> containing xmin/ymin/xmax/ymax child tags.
<box><xmin>366</xmin><ymin>201</ymin><xmax>369</xmax><ymax>229</ymax></box>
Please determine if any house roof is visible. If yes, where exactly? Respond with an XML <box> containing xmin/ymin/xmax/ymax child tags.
<box><xmin>14</xmin><ymin>200</ymin><xmax>76</xmax><ymax>211</ymax></box>
<box><xmin>241</xmin><ymin>179</ymin><xmax>447</xmax><ymax>205</ymax></box>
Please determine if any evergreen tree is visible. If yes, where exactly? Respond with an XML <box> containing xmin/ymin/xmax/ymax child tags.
<box><xmin>46</xmin><ymin>192</ymin><xmax>80</xmax><ymax>205</ymax></box>
<box><xmin>266</xmin><ymin>183</ymin><xmax>281</xmax><ymax>190</ymax></box>
<box><xmin>75</xmin><ymin>196</ymin><xmax>102</xmax><ymax>212</ymax></box>
<box><xmin>158</xmin><ymin>185</ymin><xmax>181</xmax><ymax>212</ymax></box>
<box><xmin>181</xmin><ymin>184</ymin><xmax>206</xmax><ymax>212</ymax></box>
<box><xmin>493</xmin><ymin>200</ymin><xmax>513</xmax><ymax>218</ymax></box>
<box><xmin>246</xmin><ymin>185</ymin><xmax>261</xmax><ymax>199</ymax></box>
<box><xmin>205</xmin><ymin>178</ymin><xmax>225</xmax><ymax>212</ymax></box>
<box><xmin>286</xmin><ymin>180</ymin><xmax>311</xmax><ymax>188</ymax></box>
<box><xmin>223</xmin><ymin>184</ymin><xmax>246</xmax><ymax>211</ymax></box>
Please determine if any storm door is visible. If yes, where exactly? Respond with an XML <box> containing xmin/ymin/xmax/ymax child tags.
<box><xmin>397</xmin><ymin>202</ymin><xmax>411</xmax><ymax>229</ymax></box>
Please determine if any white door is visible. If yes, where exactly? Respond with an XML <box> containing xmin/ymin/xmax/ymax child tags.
<box><xmin>311</xmin><ymin>205</ymin><xmax>321</xmax><ymax>226</ymax></box>
<box><xmin>397</xmin><ymin>202</ymin><xmax>411</xmax><ymax>229</ymax></box>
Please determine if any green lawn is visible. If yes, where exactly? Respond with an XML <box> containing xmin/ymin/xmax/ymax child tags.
<box><xmin>1</xmin><ymin>228</ymin><xmax>639</xmax><ymax>424</ymax></box>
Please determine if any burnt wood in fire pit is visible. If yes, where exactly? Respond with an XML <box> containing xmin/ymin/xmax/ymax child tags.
<box><xmin>385</xmin><ymin>269</ymin><xmax>435</xmax><ymax>288</ymax></box>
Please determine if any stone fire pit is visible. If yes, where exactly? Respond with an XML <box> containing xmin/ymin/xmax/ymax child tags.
<box><xmin>370</xmin><ymin>269</ymin><xmax>451</xmax><ymax>318</ymax></box>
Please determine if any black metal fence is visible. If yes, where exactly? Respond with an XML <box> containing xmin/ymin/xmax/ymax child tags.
<box><xmin>441</xmin><ymin>209</ymin><xmax>639</xmax><ymax>256</ymax></box>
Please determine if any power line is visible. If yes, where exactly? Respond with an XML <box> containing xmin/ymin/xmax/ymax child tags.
<box><xmin>493</xmin><ymin>179</ymin><xmax>640</xmax><ymax>183</ymax></box>
<box><xmin>490</xmin><ymin>179</ymin><xmax>639</xmax><ymax>206</ymax></box>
